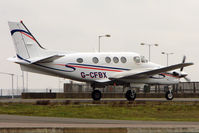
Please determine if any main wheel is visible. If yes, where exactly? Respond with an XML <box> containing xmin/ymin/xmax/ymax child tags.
<box><xmin>125</xmin><ymin>90</ymin><xmax>136</xmax><ymax>101</ymax></box>
<box><xmin>92</xmin><ymin>90</ymin><xmax>102</xmax><ymax>101</ymax></box>
<box><xmin>165</xmin><ymin>91</ymin><xmax>174</xmax><ymax>100</ymax></box>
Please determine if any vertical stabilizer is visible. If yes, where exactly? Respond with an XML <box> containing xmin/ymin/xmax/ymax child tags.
<box><xmin>8</xmin><ymin>21</ymin><xmax>45</xmax><ymax>59</ymax></box>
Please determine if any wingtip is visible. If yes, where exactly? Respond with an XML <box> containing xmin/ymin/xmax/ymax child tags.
<box><xmin>190</xmin><ymin>62</ymin><xmax>194</xmax><ymax>65</ymax></box>
<box><xmin>184</xmin><ymin>62</ymin><xmax>194</xmax><ymax>66</ymax></box>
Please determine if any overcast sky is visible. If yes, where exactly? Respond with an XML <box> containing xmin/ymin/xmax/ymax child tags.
<box><xmin>0</xmin><ymin>0</ymin><xmax>198</xmax><ymax>90</ymax></box>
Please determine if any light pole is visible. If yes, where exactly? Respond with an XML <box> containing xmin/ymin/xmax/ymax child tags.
<box><xmin>98</xmin><ymin>34</ymin><xmax>111</xmax><ymax>52</ymax></box>
<box><xmin>0</xmin><ymin>72</ymin><xmax>15</xmax><ymax>99</ymax></box>
<box><xmin>161</xmin><ymin>52</ymin><xmax>174</xmax><ymax>66</ymax></box>
<box><xmin>140</xmin><ymin>43</ymin><xmax>158</xmax><ymax>62</ymax></box>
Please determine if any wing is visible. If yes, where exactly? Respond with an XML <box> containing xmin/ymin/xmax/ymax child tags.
<box><xmin>109</xmin><ymin>63</ymin><xmax>193</xmax><ymax>80</ymax></box>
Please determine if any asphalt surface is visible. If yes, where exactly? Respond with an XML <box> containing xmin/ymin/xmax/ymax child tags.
<box><xmin>0</xmin><ymin>114</ymin><xmax>199</xmax><ymax>128</ymax></box>
<box><xmin>1</xmin><ymin>98</ymin><xmax>199</xmax><ymax>103</ymax></box>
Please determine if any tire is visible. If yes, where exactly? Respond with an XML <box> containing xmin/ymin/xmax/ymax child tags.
<box><xmin>125</xmin><ymin>90</ymin><xmax>136</xmax><ymax>101</ymax></box>
<box><xmin>165</xmin><ymin>91</ymin><xmax>174</xmax><ymax>100</ymax></box>
<box><xmin>92</xmin><ymin>90</ymin><xmax>102</xmax><ymax>101</ymax></box>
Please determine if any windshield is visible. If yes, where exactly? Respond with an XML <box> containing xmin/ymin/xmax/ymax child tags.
<box><xmin>141</xmin><ymin>56</ymin><xmax>148</xmax><ymax>63</ymax></box>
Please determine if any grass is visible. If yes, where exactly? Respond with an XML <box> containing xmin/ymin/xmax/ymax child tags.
<box><xmin>0</xmin><ymin>101</ymin><xmax>199</xmax><ymax>121</ymax></box>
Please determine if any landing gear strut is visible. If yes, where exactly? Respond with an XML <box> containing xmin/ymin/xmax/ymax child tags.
<box><xmin>125</xmin><ymin>90</ymin><xmax>136</xmax><ymax>101</ymax></box>
<box><xmin>91</xmin><ymin>89</ymin><xmax>102</xmax><ymax>101</ymax></box>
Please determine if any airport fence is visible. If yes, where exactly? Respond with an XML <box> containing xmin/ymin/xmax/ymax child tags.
<box><xmin>0</xmin><ymin>88</ymin><xmax>62</xmax><ymax>97</ymax></box>
<box><xmin>1</xmin><ymin>82</ymin><xmax>199</xmax><ymax>98</ymax></box>
<box><xmin>64</xmin><ymin>82</ymin><xmax>199</xmax><ymax>94</ymax></box>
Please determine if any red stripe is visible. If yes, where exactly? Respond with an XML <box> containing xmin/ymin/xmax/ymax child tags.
<box><xmin>161</xmin><ymin>73</ymin><xmax>179</xmax><ymax>78</ymax></box>
<box><xmin>55</xmin><ymin>64</ymin><xmax>122</xmax><ymax>72</ymax></box>
<box><xmin>20</xmin><ymin>32</ymin><xmax>36</xmax><ymax>41</ymax></box>
<box><xmin>69</xmin><ymin>65</ymin><xmax>123</xmax><ymax>72</ymax></box>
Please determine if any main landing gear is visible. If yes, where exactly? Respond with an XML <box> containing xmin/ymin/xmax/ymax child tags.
<box><xmin>91</xmin><ymin>84</ymin><xmax>102</xmax><ymax>101</ymax></box>
<box><xmin>125</xmin><ymin>89</ymin><xmax>136</xmax><ymax>101</ymax></box>
<box><xmin>91</xmin><ymin>84</ymin><xmax>137</xmax><ymax>101</ymax></box>
<box><xmin>92</xmin><ymin>90</ymin><xmax>102</xmax><ymax>101</ymax></box>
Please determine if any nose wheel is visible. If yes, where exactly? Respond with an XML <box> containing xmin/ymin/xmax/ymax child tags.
<box><xmin>125</xmin><ymin>90</ymin><xmax>136</xmax><ymax>101</ymax></box>
<box><xmin>92</xmin><ymin>90</ymin><xmax>102</xmax><ymax>101</ymax></box>
<box><xmin>165</xmin><ymin>90</ymin><xmax>174</xmax><ymax>100</ymax></box>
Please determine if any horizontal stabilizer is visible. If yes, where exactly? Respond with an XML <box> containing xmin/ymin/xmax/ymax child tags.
<box><xmin>30</xmin><ymin>54</ymin><xmax>65</xmax><ymax>63</ymax></box>
<box><xmin>8</xmin><ymin>54</ymin><xmax>65</xmax><ymax>64</ymax></box>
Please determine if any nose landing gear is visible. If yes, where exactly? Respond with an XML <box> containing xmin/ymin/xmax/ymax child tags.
<box><xmin>165</xmin><ymin>86</ymin><xmax>174</xmax><ymax>100</ymax></box>
<box><xmin>165</xmin><ymin>90</ymin><xmax>174</xmax><ymax>100</ymax></box>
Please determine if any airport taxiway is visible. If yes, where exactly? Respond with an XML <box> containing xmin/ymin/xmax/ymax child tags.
<box><xmin>0</xmin><ymin>114</ymin><xmax>199</xmax><ymax>128</ymax></box>
<box><xmin>1</xmin><ymin>98</ymin><xmax>199</xmax><ymax>104</ymax></box>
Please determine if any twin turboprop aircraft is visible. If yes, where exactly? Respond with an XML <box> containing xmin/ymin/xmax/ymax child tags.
<box><xmin>8</xmin><ymin>21</ymin><xmax>193</xmax><ymax>101</ymax></box>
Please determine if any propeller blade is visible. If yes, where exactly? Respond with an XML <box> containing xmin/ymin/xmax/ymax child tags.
<box><xmin>180</xmin><ymin>56</ymin><xmax>186</xmax><ymax>71</ymax></box>
<box><xmin>182</xmin><ymin>56</ymin><xmax>186</xmax><ymax>63</ymax></box>
<box><xmin>184</xmin><ymin>77</ymin><xmax>191</xmax><ymax>82</ymax></box>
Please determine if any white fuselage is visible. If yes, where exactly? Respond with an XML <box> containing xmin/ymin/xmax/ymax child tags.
<box><xmin>18</xmin><ymin>52</ymin><xmax>180</xmax><ymax>85</ymax></box>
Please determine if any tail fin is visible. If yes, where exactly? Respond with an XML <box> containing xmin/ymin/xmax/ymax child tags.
<box><xmin>8</xmin><ymin>21</ymin><xmax>45</xmax><ymax>59</ymax></box>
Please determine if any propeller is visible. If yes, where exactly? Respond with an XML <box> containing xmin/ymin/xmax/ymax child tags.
<box><xmin>173</xmin><ymin>56</ymin><xmax>191</xmax><ymax>82</ymax></box>
<box><xmin>184</xmin><ymin>77</ymin><xmax>191</xmax><ymax>82</ymax></box>
<box><xmin>180</xmin><ymin>56</ymin><xmax>191</xmax><ymax>82</ymax></box>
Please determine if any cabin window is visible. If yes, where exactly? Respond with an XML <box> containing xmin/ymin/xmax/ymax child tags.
<box><xmin>76</xmin><ymin>58</ymin><xmax>83</xmax><ymax>63</ymax></box>
<box><xmin>113</xmin><ymin>57</ymin><xmax>119</xmax><ymax>63</ymax></box>
<box><xmin>121</xmin><ymin>57</ymin><xmax>127</xmax><ymax>63</ymax></box>
<box><xmin>92</xmin><ymin>57</ymin><xmax>99</xmax><ymax>64</ymax></box>
<box><xmin>134</xmin><ymin>56</ymin><xmax>140</xmax><ymax>63</ymax></box>
<box><xmin>105</xmin><ymin>57</ymin><xmax>111</xmax><ymax>63</ymax></box>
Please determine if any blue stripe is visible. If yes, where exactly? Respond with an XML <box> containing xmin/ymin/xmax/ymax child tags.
<box><xmin>34</xmin><ymin>63</ymin><xmax>75</xmax><ymax>72</ymax></box>
<box><xmin>11</xmin><ymin>29</ymin><xmax>31</xmax><ymax>36</ymax></box>
<box><xmin>68</xmin><ymin>63</ymin><xmax>130</xmax><ymax>71</ymax></box>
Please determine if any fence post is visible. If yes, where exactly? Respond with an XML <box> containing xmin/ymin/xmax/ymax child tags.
<box><xmin>193</xmin><ymin>82</ymin><xmax>196</xmax><ymax>93</ymax></box>
<box><xmin>175</xmin><ymin>84</ymin><xmax>178</xmax><ymax>94</ymax></box>
<box><xmin>155</xmin><ymin>85</ymin><xmax>157</xmax><ymax>93</ymax></box>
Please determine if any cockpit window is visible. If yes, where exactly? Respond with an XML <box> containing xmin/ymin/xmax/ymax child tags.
<box><xmin>141</xmin><ymin>56</ymin><xmax>148</xmax><ymax>63</ymax></box>
<box><xmin>134</xmin><ymin>56</ymin><xmax>140</xmax><ymax>63</ymax></box>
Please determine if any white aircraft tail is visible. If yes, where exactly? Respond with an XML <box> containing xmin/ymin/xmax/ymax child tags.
<box><xmin>8</xmin><ymin>21</ymin><xmax>45</xmax><ymax>59</ymax></box>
